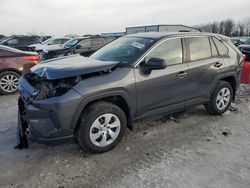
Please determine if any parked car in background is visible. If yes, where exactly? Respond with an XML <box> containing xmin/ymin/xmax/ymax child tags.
<box><xmin>27</xmin><ymin>37</ymin><xmax>70</xmax><ymax>52</ymax></box>
<box><xmin>0</xmin><ymin>35</ymin><xmax>5</xmax><ymax>40</ymax></box>
<box><xmin>238</xmin><ymin>37</ymin><xmax>250</xmax><ymax>61</ymax></box>
<box><xmin>0</xmin><ymin>35</ymin><xmax>42</xmax><ymax>51</ymax></box>
<box><xmin>0</xmin><ymin>37</ymin><xmax>7</xmax><ymax>43</ymax></box>
<box><xmin>230</xmin><ymin>37</ymin><xmax>243</xmax><ymax>47</ymax></box>
<box><xmin>41</xmin><ymin>36</ymin><xmax>52</xmax><ymax>42</ymax></box>
<box><xmin>0</xmin><ymin>45</ymin><xmax>39</xmax><ymax>94</ymax></box>
<box><xmin>40</xmin><ymin>36</ymin><xmax>114</xmax><ymax>60</ymax></box>
<box><xmin>17</xmin><ymin>32</ymin><xmax>243</xmax><ymax>152</ymax></box>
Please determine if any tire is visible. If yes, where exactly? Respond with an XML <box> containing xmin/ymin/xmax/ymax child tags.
<box><xmin>76</xmin><ymin>102</ymin><xmax>127</xmax><ymax>153</ymax></box>
<box><xmin>205</xmin><ymin>81</ymin><xmax>233</xmax><ymax>115</ymax></box>
<box><xmin>0</xmin><ymin>71</ymin><xmax>20</xmax><ymax>95</ymax></box>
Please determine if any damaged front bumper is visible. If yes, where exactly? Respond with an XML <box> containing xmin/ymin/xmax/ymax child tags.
<box><xmin>16</xmin><ymin>77</ymin><xmax>83</xmax><ymax>148</ymax></box>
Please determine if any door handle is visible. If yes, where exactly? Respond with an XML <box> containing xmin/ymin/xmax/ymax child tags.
<box><xmin>176</xmin><ymin>71</ymin><xmax>187</xmax><ymax>78</ymax></box>
<box><xmin>214</xmin><ymin>62</ymin><xmax>223</xmax><ymax>68</ymax></box>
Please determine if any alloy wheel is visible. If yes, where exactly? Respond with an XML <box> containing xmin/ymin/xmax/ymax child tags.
<box><xmin>216</xmin><ymin>87</ymin><xmax>231</xmax><ymax>110</ymax></box>
<box><xmin>0</xmin><ymin>73</ymin><xmax>19</xmax><ymax>93</ymax></box>
<box><xmin>89</xmin><ymin>113</ymin><xmax>121</xmax><ymax>147</ymax></box>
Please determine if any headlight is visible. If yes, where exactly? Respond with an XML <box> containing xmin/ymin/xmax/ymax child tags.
<box><xmin>37</xmin><ymin>77</ymin><xmax>79</xmax><ymax>99</ymax></box>
<box><xmin>23</xmin><ymin>73</ymin><xmax>81</xmax><ymax>100</ymax></box>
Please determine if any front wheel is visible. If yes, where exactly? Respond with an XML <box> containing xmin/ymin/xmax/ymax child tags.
<box><xmin>76</xmin><ymin>102</ymin><xmax>127</xmax><ymax>153</ymax></box>
<box><xmin>205</xmin><ymin>81</ymin><xmax>233</xmax><ymax>115</ymax></box>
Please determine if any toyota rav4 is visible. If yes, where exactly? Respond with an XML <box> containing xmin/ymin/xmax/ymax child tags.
<box><xmin>17</xmin><ymin>32</ymin><xmax>243</xmax><ymax>153</ymax></box>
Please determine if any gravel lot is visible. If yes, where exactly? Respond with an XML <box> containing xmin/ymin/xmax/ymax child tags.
<box><xmin>0</xmin><ymin>85</ymin><xmax>250</xmax><ymax>188</ymax></box>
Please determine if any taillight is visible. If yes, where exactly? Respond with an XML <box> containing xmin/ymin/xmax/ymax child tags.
<box><xmin>22</xmin><ymin>55</ymin><xmax>40</xmax><ymax>61</ymax></box>
<box><xmin>242</xmin><ymin>54</ymin><xmax>246</xmax><ymax>61</ymax></box>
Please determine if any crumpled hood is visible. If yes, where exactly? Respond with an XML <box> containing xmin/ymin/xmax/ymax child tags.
<box><xmin>31</xmin><ymin>54</ymin><xmax>118</xmax><ymax>80</ymax></box>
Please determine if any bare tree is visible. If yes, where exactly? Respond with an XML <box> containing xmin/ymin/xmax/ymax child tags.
<box><xmin>219</xmin><ymin>21</ymin><xmax>225</xmax><ymax>35</ymax></box>
<box><xmin>224</xmin><ymin>19</ymin><xmax>234</xmax><ymax>36</ymax></box>
<box><xmin>211</xmin><ymin>21</ymin><xmax>219</xmax><ymax>33</ymax></box>
<box><xmin>242</xmin><ymin>17</ymin><xmax>250</xmax><ymax>36</ymax></box>
<box><xmin>192</xmin><ymin>18</ymin><xmax>250</xmax><ymax>36</ymax></box>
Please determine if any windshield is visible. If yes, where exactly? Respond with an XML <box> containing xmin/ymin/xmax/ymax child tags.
<box><xmin>90</xmin><ymin>37</ymin><xmax>154</xmax><ymax>64</ymax></box>
<box><xmin>65</xmin><ymin>39</ymin><xmax>78</xmax><ymax>48</ymax></box>
<box><xmin>245</xmin><ymin>38</ymin><xmax>250</xmax><ymax>45</ymax></box>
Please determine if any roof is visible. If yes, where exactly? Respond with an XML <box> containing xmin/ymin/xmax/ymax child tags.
<box><xmin>124</xmin><ymin>32</ymin><xmax>229</xmax><ymax>40</ymax></box>
<box><xmin>126</xmin><ymin>24</ymin><xmax>199</xmax><ymax>31</ymax></box>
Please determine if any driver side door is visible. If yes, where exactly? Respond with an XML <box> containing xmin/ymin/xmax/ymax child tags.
<box><xmin>134</xmin><ymin>37</ymin><xmax>189</xmax><ymax>118</ymax></box>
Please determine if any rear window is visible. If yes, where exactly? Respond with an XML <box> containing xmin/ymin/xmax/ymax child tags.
<box><xmin>187</xmin><ymin>37</ymin><xmax>211</xmax><ymax>61</ymax></box>
<box><xmin>212</xmin><ymin>37</ymin><xmax>228</xmax><ymax>55</ymax></box>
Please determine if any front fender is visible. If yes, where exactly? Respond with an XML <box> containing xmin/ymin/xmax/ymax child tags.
<box><xmin>69</xmin><ymin>89</ymin><xmax>133</xmax><ymax>130</ymax></box>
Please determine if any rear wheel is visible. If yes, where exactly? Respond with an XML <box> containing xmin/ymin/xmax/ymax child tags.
<box><xmin>76</xmin><ymin>102</ymin><xmax>127</xmax><ymax>153</ymax></box>
<box><xmin>205</xmin><ymin>81</ymin><xmax>233</xmax><ymax>115</ymax></box>
<box><xmin>0</xmin><ymin>71</ymin><xmax>20</xmax><ymax>95</ymax></box>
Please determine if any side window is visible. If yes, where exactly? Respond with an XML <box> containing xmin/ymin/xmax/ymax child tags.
<box><xmin>61</xmin><ymin>39</ymin><xmax>69</xmax><ymax>44</ymax></box>
<box><xmin>6</xmin><ymin>39</ymin><xmax>18</xmax><ymax>45</ymax></box>
<box><xmin>209</xmin><ymin>37</ymin><xmax>218</xmax><ymax>57</ymax></box>
<box><xmin>19</xmin><ymin>38</ymin><xmax>28</xmax><ymax>45</ymax></box>
<box><xmin>91</xmin><ymin>38</ymin><xmax>104</xmax><ymax>47</ymax></box>
<box><xmin>212</xmin><ymin>37</ymin><xmax>228</xmax><ymax>55</ymax></box>
<box><xmin>187</xmin><ymin>37</ymin><xmax>211</xmax><ymax>61</ymax></box>
<box><xmin>78</xmin><ymin>39</ymin><xmax>91</xmax><ymax>48</ymax></box>
<box><xmin>50</xmin><ymin>39</ymin><xmax>61</xmax><ymax>45</ymax></box>
<box><xmin>145</xmin><ymin>38</ymin><xmax>183</xmax><ymax>65</ymax></box>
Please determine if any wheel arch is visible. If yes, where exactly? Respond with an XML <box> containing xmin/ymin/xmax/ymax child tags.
<box><xmin>71</xmin><ymin>92</ymin><xmax>134</xmax><ymax>135</ymax></box>
<box><xmin>0</xmin><ymin>68</ymin><xmax>22</xmax><ymax>75</ymax></box>
<box><xmin>211</xmin><ymin>73</ymin><xmax>237</xmax><ymax>100</ymax></box>
<box><xmin>220</xmin><ymin>76</ymin><xmax>236</xmax><ymax>100</ymax></box>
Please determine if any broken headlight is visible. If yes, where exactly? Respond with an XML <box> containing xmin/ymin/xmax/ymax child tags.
<box><xmin>36</xmin><ymin>76</ymin><xmax>80</xmax><ymax>99</ymax></box>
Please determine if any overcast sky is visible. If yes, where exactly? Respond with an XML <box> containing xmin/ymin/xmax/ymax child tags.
<box><xmin>0</xmin><ymin>0</ymin><xmax>249</xmax><ymax>36</ymax></box>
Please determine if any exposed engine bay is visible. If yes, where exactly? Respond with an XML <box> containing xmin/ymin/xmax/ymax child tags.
<box><xmin>24</xmin><ymin>70</ymin><xmax>111</xmax><ymax>100</ymax></box>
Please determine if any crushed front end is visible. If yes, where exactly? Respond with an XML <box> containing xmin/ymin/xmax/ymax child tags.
<box><xmin>16</xmin><ymin>73</ymin><xmax>83</xmax><ymax>148</ymax></box>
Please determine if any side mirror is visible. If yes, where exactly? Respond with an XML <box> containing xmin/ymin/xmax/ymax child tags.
<box><xmin>75</xmin><ymin>45</ymin><xmax>81</xmax><ymax>49</ymax></box>
<box><xmin>140</xmin><ymin>58</ymin><xmax>167</xmax><ymax>74</ymax></box>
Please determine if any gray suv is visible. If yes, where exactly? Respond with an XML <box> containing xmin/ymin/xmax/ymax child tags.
<box><xmin>17</xmin><ymin>32</ymin><xmax>243</xmax><ymax>153</ymax></box>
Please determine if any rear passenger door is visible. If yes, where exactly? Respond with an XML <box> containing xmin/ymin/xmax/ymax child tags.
<box><xmin>185</xmin><ymin>36</ymin><xmax>224</xmax><ymax>104</ymax></box>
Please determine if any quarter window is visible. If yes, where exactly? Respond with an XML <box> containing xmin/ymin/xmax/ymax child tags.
<box><xmin>210</xmin><ymin>38</ymin><xmax>218</xmax><ymax>56</ymax></box>
<box><xmin>187</xmin><ymin>37</ymin><xmax>211</xmax><ymax>61</ymax></box>
<box><xmin>212</xmin><ymin>37</ymin><xmax>228</xmax><ymax>55</ymax></box>
<box><xmin>145</xmin><ymin>38</ymin><xmax>183</xmax><ymax>65</ymax></box>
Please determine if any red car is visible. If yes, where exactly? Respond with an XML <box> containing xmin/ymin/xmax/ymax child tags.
<box><xmin>0</xmin><ymin>45</ymin><xmax>39</xmax><ymax>94</ymax></box>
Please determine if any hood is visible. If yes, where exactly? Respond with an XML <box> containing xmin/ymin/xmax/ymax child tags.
<box><xmin>31</xmin><ymin>54</ymin><xmax>118</xmax><ymax>80</ymax></box>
